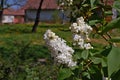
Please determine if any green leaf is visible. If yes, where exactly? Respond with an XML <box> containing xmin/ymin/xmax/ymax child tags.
<box><xmin>74</xmin><ymin>51</ymin><xmax>82</xmax><ymax>60</ymax></box>
<box><xmin>91</xmin><ymin>57</ymin><xmax>102</xmax><ymax>64</ymax></box>
<box><xmin>90</xmin><ymin>6</ymin><xmax>98</xmax><ymax>11</ymax></box>
<box><xmin>74</xmin><ymin>78</ymin><xmax>82</xmax><ymax>80</ymax></box>
<box><xmin>107</xmin><ymin>47</ymin><xmax>120</xmax><ymax>77</ymax></box>
<box><xmin>90</xmin><ymin>0</ymin><xmax>96</xmax><ymax>8</ymax></box>
<box><xmin>102</xmin><ymin>17</ymin><xmax>120</xmax><ymax>34</ymax></box>
<box><xmin>70</xmin><ymin>66</ymin><xmax>79</xmax><ymax>70</ymax></box>
<box><xmin>58</xmin><ymin>68</ymin><xmax>73</xmax><ymax>80</ymax></box>
<box><xmin>89</xmin><ymin>20</ymin><xmax>100</xmax><ymax>26</ymax></box>
<box><xmin>81</xmin><ymin>50</ymin><xmax>89</xmax><ymax>59</ymax></box>
<box><xmin>88</xmin><ymin>65</ymin><xmax>103</xmax><ymax>80</ymax></box>
<box><xmin>113</xmin><ymin>1</ymin><xmax>120</xmax><ymax>13</ymax></box>
<box><xmin>101</xmin><ymin>46</ymin><xmax>112</xmax><ymax>57</ymax></box>
<box><xmin>112</xmin><ymin>70</ymin><xmax>120</xmax><ymax>80</ymax></box>
<box><xmin>109</xmin><ymin>37</ymin><xmax>120</xmax><ymax>43</ymax></box>
<box><xmin>82</xmin><ymin>4</ymin><xmax>89</xmax><ymax>7</ymax></box>
<box><xmin>82</xmin><ymin>72</ymin><xmax>91</xmax><ymax>79</ymax></box>
<box><xmin>104</xmin><ymin>11</ymin><xmax>113</xmax><ymax>16</ymax></box>
<box><xmin>101</xmin><ymin>57</ymin><xmax>107</xmax><ymax>67</ymax></box>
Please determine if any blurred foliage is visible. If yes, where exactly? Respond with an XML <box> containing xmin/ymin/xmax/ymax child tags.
<box><xmin>0</xmin><ymin>23</ymin><xmax>69</xmax><ymax>80</ymax></box>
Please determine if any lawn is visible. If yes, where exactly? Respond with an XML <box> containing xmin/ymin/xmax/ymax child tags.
<box><xmin>0</xmin><ymin>23</ymin><xmax>119</xmax><ymax>80</ymax></box>
<box><xmin>0</xmin><ymin>23</ymin><xmax>73</xmax><ymax>80</ymax></box>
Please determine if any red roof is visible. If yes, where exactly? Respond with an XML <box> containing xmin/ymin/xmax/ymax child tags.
<box><xmin>3</xmin><ymin>8</ymin><xmax>25</xmax><ymax>15</ymax></box>
<box><xmin>24</xmin><ymin>0</ymin><xmax>58</xmax><ymax>9</ymax></box>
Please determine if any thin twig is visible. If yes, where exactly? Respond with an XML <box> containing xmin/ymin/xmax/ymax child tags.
<box><xmin>93</xmin><ymin>26</ymin><xmax>111</xmax><ymax>45</ymax></box>
<box><xmin>106</xmin><ymin>32</ymin><xmax>117</xmax><ymax>47</ymax></box>
<box><xmin>80</xmin><ymin>61</ymin><xmax>93</xmax><ymax>74</ymax></box>
<box><xmin>106</xmin><ymin>32</ymin><xmax>112</xmax><ymax>39</ymax></box>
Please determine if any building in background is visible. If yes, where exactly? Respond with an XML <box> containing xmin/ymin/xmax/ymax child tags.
<box><xmin>24</xmin><ymin>0</ymin><xmax>59</xmax><ymax>22</ymax></box>
<box><xmin>2</xmin><ymin>0</ymin><xmax>115</xmax><ymax>24</ymax></box>
<box><xmin>2</xmin><ymin>8</ymin><xmax>24</xmax><ymax>24</ymax></box>
<box><xmin>2</xmin><ymin>0</ymin><xmax>59</xmax><ymax>24</ymax></box>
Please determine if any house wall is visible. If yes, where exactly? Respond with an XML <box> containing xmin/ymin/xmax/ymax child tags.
<box><xmin>2</xmin><ymin>15</ymin><xmax>14</xmax><ymax>23</ymax></box>
<box><xmin>25</xmin><ymin>9</ymin><xmax>64</xmax><ymax>22</ymax></box>
<box><xmin>2</xmin><ymin>15</ymin><xmax>24</xmax><ymax>24</ymax></box>
<box><xmin>14</xmin><ymin>16</ymin><xmax>24</xmax><ymax>24</ymax></box>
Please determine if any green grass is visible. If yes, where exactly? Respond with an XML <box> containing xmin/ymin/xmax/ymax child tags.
<box><xmin>0</xmin><ymin>23</ymin><xmax>73</xmax><ymax>61</ymax></box>
<box><xmin>0</xmin><ymin>23</ymin><xmax>72</xmax><ymax>80</ymax></box>
<box><xmin>0</xmin><ymin>24</ymin><xmax>73</xmax><ymax>58</ymax></box>
<box><xmin>0</xmin><ymin>24</ymin><xmax>72</xmax><ymax>44</ymax></box>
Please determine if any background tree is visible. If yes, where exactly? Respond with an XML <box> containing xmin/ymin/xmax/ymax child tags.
<box><xmin>0</xmin><ymin>0</ymin><xmax>4</xmax><ymax>23</ymax></box>
<box><xmin>32</xmin><ymin>0</ymin><xmax>44</xmax><ymax>32</ymax></box>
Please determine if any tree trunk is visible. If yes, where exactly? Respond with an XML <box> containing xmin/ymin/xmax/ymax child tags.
<box><xmin>0</xmin><ymin>0</ymin><xmax>4</xmax><ymax>24</ymax></box>
<box><xmin>32</xmin><ymin>0</ymin><xmax>44</xmax><ymax>32</ymax></box>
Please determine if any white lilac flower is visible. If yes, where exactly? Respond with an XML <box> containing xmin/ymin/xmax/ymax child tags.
<box><xmin>66</xmin><ymin>0</ymin><xmax>73</xmax><ymax>5</ymax></box>
<box><xmin>70</xmin><ymin>17</ymin><xmax>93</xmax><ymax>49</ymax></box>
<box><xmin>59</xmin><ymin>0</ymin><xmax>73</xmax><ymax>7</ymax></box>
<box><xmin>44</xmin><ymin>29</ymin><xmax>76</xmax><ymax>67</ymax></box>
<box><xmin>84</xmin><ymin>43</ymin><xmax>93</xmax><ymax>50</ymax></box>
<box><xmin>104</xmin><ymin>77</ymin><xmax>111</xmax><ymax>80</ymax></box>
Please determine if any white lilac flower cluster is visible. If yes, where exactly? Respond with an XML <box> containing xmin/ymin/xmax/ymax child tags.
<box><xmin>59</xmin><ymin>0</ymin><xmax>73</xmax><ymax>6</ymax></box>
<box><xmin>69</xmin><ymin>17</ymin><xmax>93</xmax><ymax>49</ymax></box>
<box><xmin>44</xmin><ymin>29</ymin><xmax>77</xmax><ymax>67</ymax></box>
<box><xmin>66</xmin><ymin>0</ymin><xmax>73</xmax><ymax>5</ymax></box>
<box><xmin>103</xmin><ymin>77</ymin><xmax>111</xmax><ymax>80</ymax></box>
